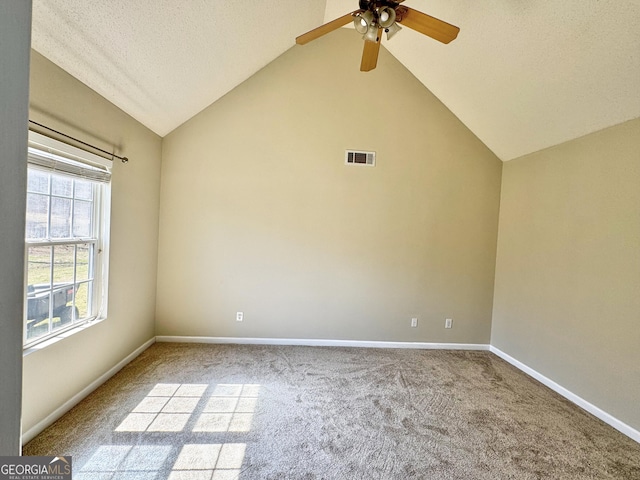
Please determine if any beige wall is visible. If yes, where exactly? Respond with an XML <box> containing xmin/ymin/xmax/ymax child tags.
<box><xmin>22</xmin><ymin>51</ymin><xmax>162</xmax><ymax>434</ymax></box>
<box><xmin>156</xmin><ymin>30</ymin><xmax>502</xmax><ymax>343</ymax></box>
<box><xmin>492</xmin><ymin>118</ymin><xmax>640</xmax><ymax>430</ymax></box>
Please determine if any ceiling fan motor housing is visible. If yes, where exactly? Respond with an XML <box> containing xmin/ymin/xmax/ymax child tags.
<box><xmin>359</xmin><ymin>0</ymin><xmax>401</xmax><ymax>12</ymax></box>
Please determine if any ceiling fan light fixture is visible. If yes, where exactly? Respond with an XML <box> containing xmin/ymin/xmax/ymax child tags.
<box><xmin>385</xmin><ymin>21</ymin><xmax>402</xmax><ymax>40</ymax></box>
<box><xmin>353</xmin><ymin>16</ymin><xmax>369</xmax><ymax>34</ymax></box>
<box><xmin>354</xmin><ymin>10</ymin><xmax>374</xmax><ymax>35</ymax></box>
<box><xmin>377</xmin><ymin>6</ymin><xmax>396</xmax><ymax>28</ymax></box>
<box><xmin>361</xmin><ymin>10</ymin><xmax>374</xmax><ymax>25</ymax></box>
<box><xmin>364</xmin><ymin>24</ymin><xmax>379</xmax><ymax>43</ymax></box>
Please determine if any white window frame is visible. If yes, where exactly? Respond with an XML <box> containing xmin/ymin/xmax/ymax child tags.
<box><xmin>24</xmin><ymin>131</ymin><xmax>111</xmax><ymax>349</ymax></box>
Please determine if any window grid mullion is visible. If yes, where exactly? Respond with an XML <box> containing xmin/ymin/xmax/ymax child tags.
<box><xmin>46</xmin><ymin>172</ymin><xmax>52</xmax><ymax>242</ymax></box>
<box><xmin>48</xmin><ymin>245</ymin><xmax>54</xmax><ymax>335</ymax></box>
<box><xmin>72</xmin><ymin>244</ymin><xmax>77</xmax><ymax>323</ymax></box>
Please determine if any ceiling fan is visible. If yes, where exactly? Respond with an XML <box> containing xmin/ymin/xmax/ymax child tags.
<box><xmin>296</xmin><ymin>0</ymin><xmax>460</xmax><ymax>72</ymax></box>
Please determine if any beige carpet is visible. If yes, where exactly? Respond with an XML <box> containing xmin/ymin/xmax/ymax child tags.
<box><xmin>24</xmin><ymin>343</ymin><xmax>640</xmax><ymax>479</ymax></box>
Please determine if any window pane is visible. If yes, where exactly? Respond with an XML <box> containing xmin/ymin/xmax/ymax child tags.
<box><xmin>26</xmin><ymin>193</ymin><xmax>49</xmax><ymax>240</ymax></box>
<box><xmin>50</xmin><ymin>197</ymin><xmax>72</xmax><ymax>238</ymax></box>
<box><xmin>75</xmin><ymin>180</ymin><xmax>93</xmax><ymax>200</ymax></box>
<box><xmin>27</xmin><ymin>169</ymin><xmax>49</xmax><ymax>194</ymax></box>
<box><xmin>76</xmin><ymin>244</ymin><xmax>92</xmax><ymax>281</ymax></box>
<box><xmin>75</xmin><ymin>282</ymin><xmax>91</xmax><ymax>320</ymax></box>
<box><xmin>26</xmin><ymin>313</ymin><xmax>51</xmax><ymax>341</ymax></box>
<box><xmin>53</xmin><ymin>244</ymin><xmax>75</xmax><ymax>286</ymax></box>
<box><xmin>51</xmin><ymin>286</ymin><xmax>76</xmax><ymax>331</ymax></box>
<box><xmin>27</xmin><ymin>246</ymin><xmax>51</xmax><ymax>287</ymax></box>
<box><xmin>26</xmin><ymin>282</ymin><xmax>52</xmax><ymax>341</ymax></box>
<box><xmin>26</xmin><ymin>287</ymin><xmax>51</xmax><ymax>323</ymax></box>
<box><xmin>52</xmin><ymin>175</ymin><xmax>73</xmax><ymax>197</ymax></box>
<box><xmin>73</xmin><ymin>200</ymin><xmax>93</xmax><ymax>237</ymax></box>
<box><xmin>26</xmin><ymin>245</ymin><xmax>54</xmax><ymax>341</ymax></box>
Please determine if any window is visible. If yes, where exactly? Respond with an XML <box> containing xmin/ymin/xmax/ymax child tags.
<box><xmin>24</xmin><ymin>131</ymin><xmax>111</xmax><ymax>347</ymax></box>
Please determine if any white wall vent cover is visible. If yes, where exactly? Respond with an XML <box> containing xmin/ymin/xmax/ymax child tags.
<box><xmin>345</xmin><ymin>150</ymin><xmax>375</xmax><ymax>166</ymax></box>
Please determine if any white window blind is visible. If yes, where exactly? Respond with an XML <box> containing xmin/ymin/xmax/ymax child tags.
<box><xmin>28</xmin><ymin>131</ymin><xmax>112</xmax><ymax>183</ymax></box>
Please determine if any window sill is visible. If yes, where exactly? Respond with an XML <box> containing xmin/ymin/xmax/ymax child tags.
<box><xmin>23</xmin><ymin>317</ymin><xmax>105</xmax><ymax>357</ymax></box>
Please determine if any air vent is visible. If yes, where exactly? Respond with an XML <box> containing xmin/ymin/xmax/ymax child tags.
<box><xmin>345</xmin><ymin>150</ymin><xmax>375</xmax><ymax>167</ymax></box>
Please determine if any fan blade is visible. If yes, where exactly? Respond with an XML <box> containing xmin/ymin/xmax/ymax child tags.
<box><xmin>296</xmin><ymin>10</ymin><xmax>362</xmax><ymax>45</ymax></box>
<box><xmin>395</xmin><ymin>6</ymin><xmax>459</xmax><ymax>44</ymax></box>
<box><xmin>360</xmin><ymin>28</ymin><xmax>382</xmax><ymax>72</ymax></box>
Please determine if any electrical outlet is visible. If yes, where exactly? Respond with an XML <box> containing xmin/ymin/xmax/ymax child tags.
<box><xmin>445</xmin><ymin>318</ymin><xmax>452</xmax><ymax>329</ymax></box>
<box><xmin>411</xmin><ymin>317</ymin><xmax>418</xmax><ymax>328</ymax></box>
<box><xmin>236</xmin><ymin>312</ymin><xmax>243</xmax><ymax>322</ymax></box>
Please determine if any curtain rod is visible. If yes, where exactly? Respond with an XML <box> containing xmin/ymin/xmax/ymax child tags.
<box><xmin>28</xmin><ymin>120</ymin><xmax>129</xmax><ymax>163</ymax></box>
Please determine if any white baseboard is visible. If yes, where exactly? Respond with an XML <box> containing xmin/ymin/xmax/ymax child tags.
<box><xmin>155</xmin><ymin>335</ymin><xmax>489</xmax><ymax>351</ymax></box>
<box><xmin>22</xmin><ymin>337</ymin><xmax>156</xmax><ymax>445</ymax></box>
<box><xmin>490</xmin><ymin>346</ymin><xmax>640</xmax><ymax>444</ymax></box>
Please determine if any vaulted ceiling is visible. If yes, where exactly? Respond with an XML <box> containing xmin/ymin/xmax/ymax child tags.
<box><xmin>31</xmin><ymin>0</ymin><xmax>640</xmax><ymax>161</ymax></box>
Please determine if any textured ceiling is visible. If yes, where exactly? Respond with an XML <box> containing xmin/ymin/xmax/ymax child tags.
<box><xmin>32</xmin><ymin>0</ymin><xmax>640</xmax><ymax>160</ymax></box>
<box><xmin>31</xmin><ymin>0</ymin><xmax>325</xmax><ymax>137</ymax></box>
